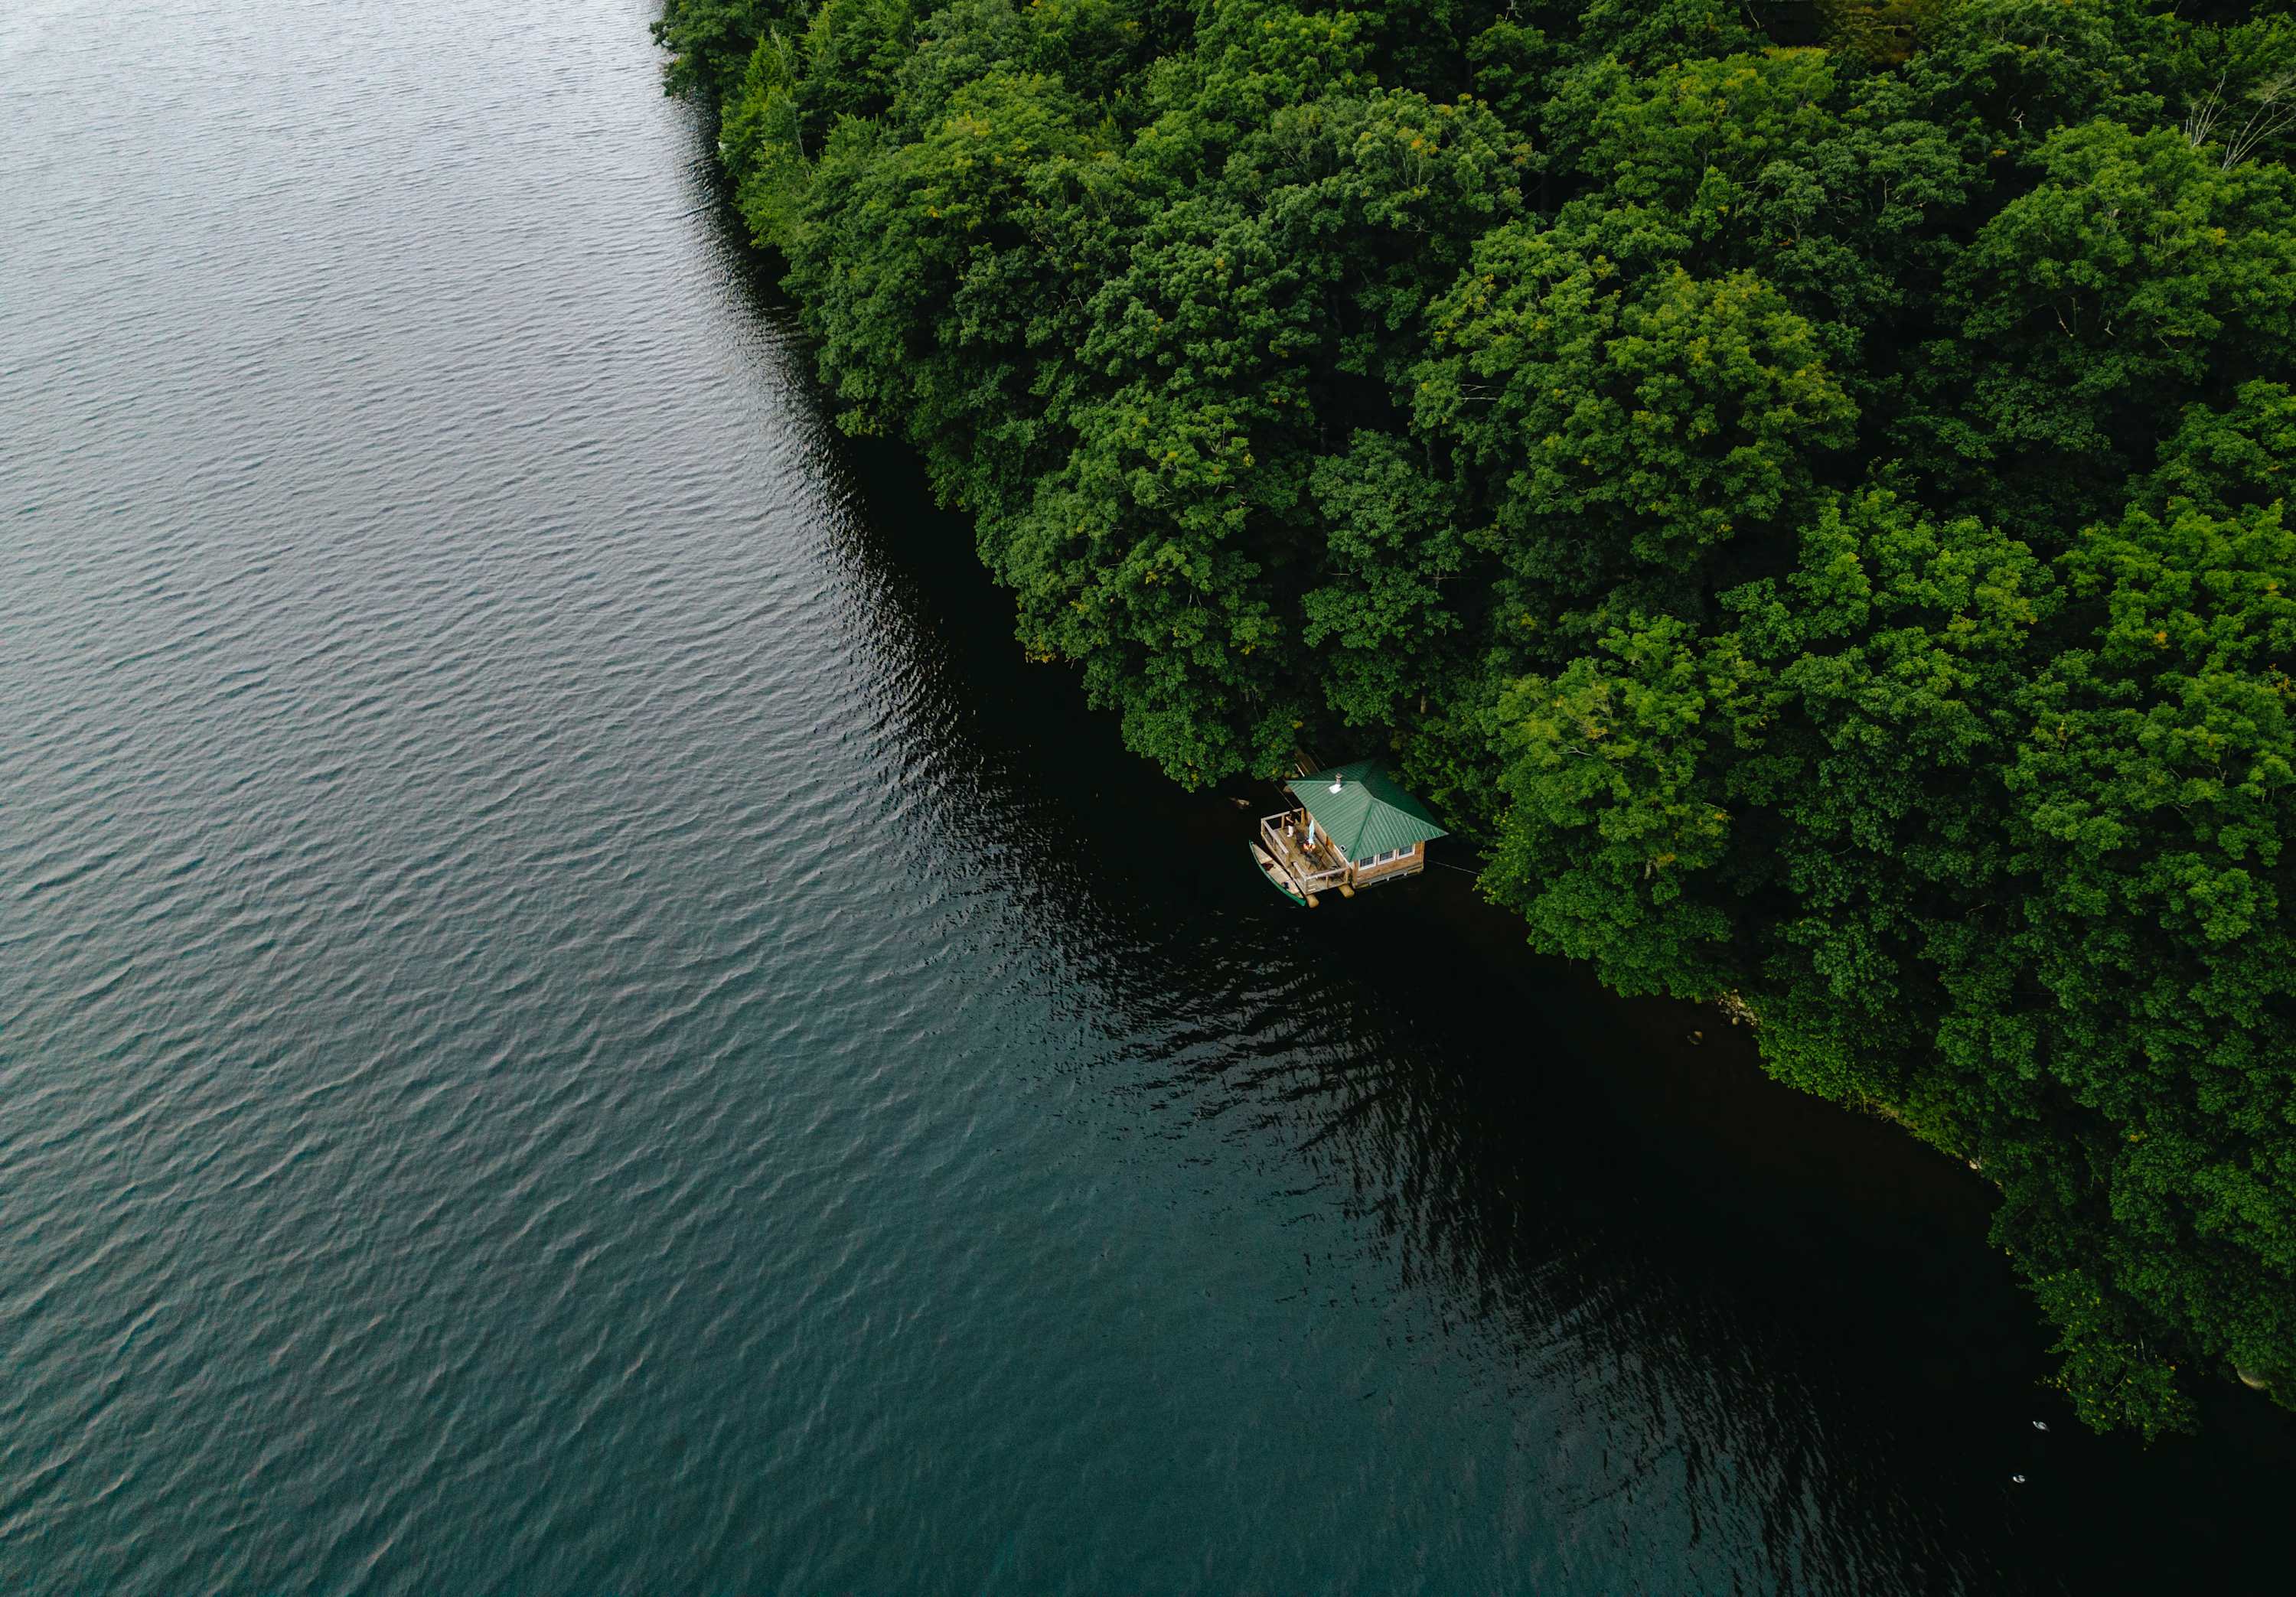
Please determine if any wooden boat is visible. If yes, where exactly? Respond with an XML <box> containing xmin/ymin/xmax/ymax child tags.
<box><xmin>1247</xmin><ymin>841</ymin><xmax>1308</xmax><ymax>907</ymax></box>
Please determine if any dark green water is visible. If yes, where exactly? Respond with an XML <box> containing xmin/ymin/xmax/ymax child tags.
<box><xmin>3</xmin><ymin>2</ymin><xmax>2288</xmax><ymax>1590</ymax></box>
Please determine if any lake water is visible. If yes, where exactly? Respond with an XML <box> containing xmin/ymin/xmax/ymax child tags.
<box><xmin>3</xmin><ymin>2</ymin><xmax>2286</xmax><ymax>1590</ymax></box>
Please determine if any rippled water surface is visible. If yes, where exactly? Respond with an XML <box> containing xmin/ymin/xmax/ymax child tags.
<box><xmin>4</xmin><ymin>2</ymin><xmax>2288</xmax><ymax>1592</ymax></box>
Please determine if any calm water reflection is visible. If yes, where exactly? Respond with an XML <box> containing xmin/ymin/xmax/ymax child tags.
<box><xmin>1</xmin><ymin>1</ymin><xmax>2285</xmax><ymax>1591</ymax></box>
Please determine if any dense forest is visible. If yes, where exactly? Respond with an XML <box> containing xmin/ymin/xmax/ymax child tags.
<box><xmin>653</xmin><ymin>0</ymin><xmax>2296</xmax><ymax>1436</ymax></box>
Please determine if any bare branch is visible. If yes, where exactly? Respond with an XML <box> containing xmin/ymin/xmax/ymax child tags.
<box><xmin>2223</xmin><ymin>73</ymin><xmax>2296</xmax><ymax>169</ymax></box>
<box><xmin>2183</xmin><ymin>77</ymin><xmax>2226</xmax><ymax>152</ymax></box>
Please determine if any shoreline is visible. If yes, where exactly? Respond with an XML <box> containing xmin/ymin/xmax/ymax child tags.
<box><xmin>654</xmin><ymin>0</ymin><xmax>2296</xmax><ymax>1442</ymax></box>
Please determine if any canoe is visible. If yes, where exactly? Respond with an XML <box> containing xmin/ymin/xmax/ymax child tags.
<box><xmin>1248</xmin><ymin>841</ymin><xmax>1309</xmax><ymax>907</ymax></box>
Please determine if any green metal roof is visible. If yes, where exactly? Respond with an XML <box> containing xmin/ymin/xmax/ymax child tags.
<box><xmin>1287</xmin><ymin>759</ymin><xmax>1449</xmax><ymax>861</ymax></box>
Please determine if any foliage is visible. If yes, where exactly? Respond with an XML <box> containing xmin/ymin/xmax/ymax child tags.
<box><xmin>1917</xmin><ymin>119</ymin><xmax>2296</xmax><ymax>526</ymax></box>
<box><xmin>662</xmin><ymin>0</ymin><xmax>2296</xmax><ymax>1435</ymax></box>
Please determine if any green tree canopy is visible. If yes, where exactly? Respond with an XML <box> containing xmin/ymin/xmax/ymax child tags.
<box><xmin>664</xmin><ymin>0</ymin><xmax>2296</xmax><ymax>1436</ymax></box>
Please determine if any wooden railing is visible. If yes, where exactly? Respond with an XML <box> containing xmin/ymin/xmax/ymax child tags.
<box><xmin>1261</xmin><ymin>814</ymin><xmax>1350</xmax><ymax>889</ymax></box>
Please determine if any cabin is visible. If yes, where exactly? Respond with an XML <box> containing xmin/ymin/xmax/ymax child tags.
<box><xmin>1257</xmin><ymin>759</ymin><xmax>1447</xmax><ymax>905</ymax></box>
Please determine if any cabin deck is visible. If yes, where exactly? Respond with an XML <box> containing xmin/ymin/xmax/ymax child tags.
<box><xmin>1259</xmin><ymin>813</ymin><xmax>1346</xmax><ymax>901</ymax></box>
